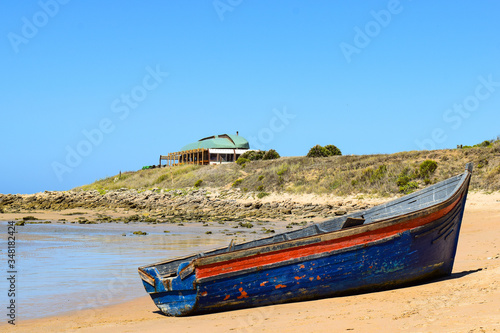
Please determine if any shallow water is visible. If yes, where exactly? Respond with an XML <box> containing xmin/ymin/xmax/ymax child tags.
<box><xmin>0</xmin><ymin>221</ymin><xmax>234</xmax><ymax>320</ymax></box>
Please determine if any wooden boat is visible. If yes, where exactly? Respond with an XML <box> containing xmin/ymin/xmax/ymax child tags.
<box><xmin>138</xmin><ymin>164</ymin><xmax>473</xmax><ymax>316</ymax></box>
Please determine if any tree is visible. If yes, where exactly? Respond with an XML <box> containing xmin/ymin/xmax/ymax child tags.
<box><xmin>307</xmin><ymin>145</ymin><xmax>330</xmax><ymax>157</ymax></box>
<box><xmin>324</xmin><ymin>144</ymin><xmax>342</xmax><ymax>156</ymax></box>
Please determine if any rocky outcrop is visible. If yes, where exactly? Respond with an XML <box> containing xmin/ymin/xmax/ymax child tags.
<box><xmin>0</xmin><ymin>189</ymin><xmax>372</xmax><ymax>221</ymax></box>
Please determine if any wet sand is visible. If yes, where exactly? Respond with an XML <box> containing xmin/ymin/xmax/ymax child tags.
<box><xmin>2</xmin><ymin>192</ymin><xmax>499</xmax><ymax>332</ymax></box>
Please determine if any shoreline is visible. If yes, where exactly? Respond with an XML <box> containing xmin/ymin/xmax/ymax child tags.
<box><xmin>1</xmin><ymin>192</ymin><xmax>499</xmax><ymax>332</ymax></box>
<box><xmin>0</xmin><ymin>187</ymin><xmax>393</xmax><ymax>224</ymax></box>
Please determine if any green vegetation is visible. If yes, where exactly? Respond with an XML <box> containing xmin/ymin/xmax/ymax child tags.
<box><xmin>237</xmin><ymin>149</ymin><xmax>280</xmax><ymax>165</ymax></box>
<box><xmin>75</xmin><ymin>143</ymin><xmax>500</xmax><ymax>196</ymax></box>
<box><xmin>232</xmin><ymin>179</ymin><xmax>243</xmax><ymax>187</ymax></box>
<box><xmin>459</xmin><ymin>138</ymin><xmax>499</xmax><ymax>149</ymax></box>
<box><xmin>238</xmin><ymin>222</ymin><xmax>254</xmax><ymax>228</ymax></box>
<box><xmin>132</xmin><ymin>231</ymin><xmax>148</xmax><ymax>235</ymax></box>
<box><xmin>262</xmin><ymin>227</ymin><xmax>275</xmax><ymax>234</ymax></box>
<box><xmin>396</xmin><ymin>160</ymin><xmax>438</xmax><ymax>193</ymax></box>
<box><xmin>324</xmin><ymin>144</ymin><xmax>342</xmax><ymax>156</ymax></box>
<box><xmin>276</xmin><ymin>163</ymin><xmax>288</xmax><ymax>176</ymax></box>
<box><xmin>263</xmin><ymin>149</ymin><xmax>280</xmax><ymax>160</ymax></box>
<box><xmin>22</xmin><ymin>216</ymin><xmax>38</xmax><ymax>221</ymax></box>
<box><xmin>306</xmin><ymin>145</ymin><xmax>329</xmax><ymax>157</ymax></box>
<box><xmin>419</xmin><ymin>160</ymin><xmax>438</xmax><ymax>178</ymax></box>
<box><xmin>194</xmin><ymin>179</ymin><xmax>203</xmax><ymax>187</ymax></box>
<box><xmin>239</xmin><ymin>150</ymin><xmax>265</xmax><ymax>161</ymax></box>
<box><xmin>257</xmin><ymin>192</ymin><xmax>270</xmax><ymax>199</ymax></box>
<box><xmin>307</xmin><ymin>144</ymin><xmax>342</xmax><ymax>157</ymax></box>
<box><xmin>286</xmin><ymin>221</ymin><xmax>308</xmax><ymax>228</ymax></box>
<box><xmin>236</xmin><ymin>157</ymin><xmax>249</xmax><ymax>167</ymax></box>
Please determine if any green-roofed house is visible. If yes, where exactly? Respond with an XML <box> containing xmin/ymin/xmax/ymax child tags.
<box><xmin>160</xmin><ymin>132</ymin><xmax>253</xmax><ymax>166</ymax></box>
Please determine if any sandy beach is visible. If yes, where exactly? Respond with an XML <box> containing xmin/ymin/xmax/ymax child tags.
<box><xmin>2</xmin><ymin>192</ymin><xmax>499</xmax><ymax>332</ymax></box>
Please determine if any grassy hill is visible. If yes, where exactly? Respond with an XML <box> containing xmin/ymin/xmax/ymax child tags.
<box><xmin>77</xmin><ymin>144</ymin><xmax>500</xmax><ymax>196</ymax></box>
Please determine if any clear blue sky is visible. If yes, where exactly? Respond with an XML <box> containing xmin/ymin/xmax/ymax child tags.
<box><xmin>1</xmin><ymin>1</ymin><xmax>499</xmax><ymax>194</ymax></box>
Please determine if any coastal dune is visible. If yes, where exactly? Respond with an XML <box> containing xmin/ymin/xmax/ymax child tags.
<box><xmin>3</xmin><ymin>192</ymin><xmax>499</xmax><ymax>332</ymax></box>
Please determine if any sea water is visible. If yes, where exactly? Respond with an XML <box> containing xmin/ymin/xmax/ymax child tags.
<box><xmin>0</xmin><ymin>221</ymin><xmax>232</xmax><ymax>320</ymax></box>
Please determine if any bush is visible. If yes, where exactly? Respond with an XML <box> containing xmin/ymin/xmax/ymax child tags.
<box><xmin>238</xmin><ymin>222</ymin><xmax>254</xmax><ymax>228</ymax></box>
<box><xmin>399</xmin><ymin>181</ymin><xmax>419</xmax><ymax>194</ymax></box>
<box><xmin>155</xmin><ymin>173</ymin><xmax>169</xmax><ymax>184</ymax></box>
<box><xmin>263</xmin><ymin>149</ymin><xmax>280</xmax><ymax>160</ymax></box>
<box><xmin>257</xmin><ymin>192</ymin><xmax>270</xmax><ymax>199</ymax></box>
<box><xmin>307</xmin><ymin>145</ymin><xmax>330</xmax><ymax>157</ymax></box>
<box><xmin>194</xmin><ymin>179</ymin><xmax>203</xmax><ymax>187</ymax></box>
<box><xmin>397</xmin><ymin>175</ymin><xmax>411</xmax><ymax>187</ymax></box>
<box><xmin>324</xmin><ymin>144</ymin><xmax>342</xmax><ymax>156</ymax></box>
<box><xmin>370</xmin><ymin>165</ymin><xmax>387</xmax><ymax>183</ymax></box>
<box><xmin>236</xmin><ymin>157</ymin><xmax>249</xmax><ymax>166</ymax></box>
<box><xmin>479</xmin><ymin>140</ymin><xmax>491</xmax><ymax>147</ymax></box>
<box><xmin>419</xmin><ymin>160</ymin><xmax>438</xmax><ymax>178</ymax></box>
<box><xmin>307</xmin><ymin>144</ymin><xmax>342</xmax><ymax>157</ymax></box>
<box><xmin>232</xmin><ymin>179</ymin><xmax>243</xmax><ymax>187</ymax></box>
<box><xmin>240</xmin><ymin>150</ymin><xmax>265</xmax><ymax>161</ymax></box>
<box><xmin>276</xmin><ymin>163</ymin><xmax>288</xmax><ymax>176</ymax></box>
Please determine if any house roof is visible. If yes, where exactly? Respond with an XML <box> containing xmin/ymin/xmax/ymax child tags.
<box><xmin>180</xmin><ymin>134</ymin><xmax>250</xmax><ymax>151</ymax></box>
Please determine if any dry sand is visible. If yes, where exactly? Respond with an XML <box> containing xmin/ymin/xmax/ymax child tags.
<box><xmin>2</xmin><ymin>192</ymin><xmax>499</xmax><ymax>333</ymax></box>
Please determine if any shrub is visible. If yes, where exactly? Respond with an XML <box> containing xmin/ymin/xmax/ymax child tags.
<box><xmin>276</xmin><ymin>164</ymin><xmax>288</xmax><ymax>176</ymax></box>
<box><xmin>236</xmin><ymin>157</ymin><xmax>249</xmax><ymax>166</ymax></box>
<box><xmin>155</xmin><ymin>173</ymin><xmax>169</xmax><ymax>184</ymax></box>
<box><xmin>396</xmin><ymin>167</ymin><xmax>414</xmax><ymax>188</ymax></box>
<box><xmin>399</xmin><ymin>181</ymin><xmax>419</xmax><ymax>194</ymax></box>
<box><xmin>194</xmin><ymin>179</ymin><xmax>203</xmax><ymax>187</ymax></box>
<box><xmin>307</xmin><ymin>144</ymin><xmax>342</xmax><ymax>157</ymax></box>
<box><xmin>370</xmin><ymin>165</ymin><xmax>387</xmax><ymax>183</ymax></box>
<box><xmin>397</xmin><ymin>175</ymin><xmax>411</xmax><ymax>187</ymax></box>
<box><xmin>240</xmin><ymin>150</ymin><xmax>265</xmax><ymax>161</ymax></box>
<box><xmin>239</xmin><ymin>222</ymin><xmax>254</xmax><ymax>228</ymax></box>
<box><xmin>256</xmin><ymin>185</ymin><xmax>264</xmax><ymax>191</ymax></box>
<box><xmin>479</xmin><ymin>140</ymin><xmax>491</xmax><ymax>147</ymax></box>
<box><xmin>257</xmin><ymin>192</ymin><xmax>270</xmax><ymax>199</ymax></box>
<box><xmin>254</xmin><ymin>151</ymin><xmax>265</xmax><ymax>160</ymax></box>
<box><xmin>324</xmin><ymin>144</ymin><xmax>342</xmax><ymax>156</ymax></box>
<box><xmin>307</xmin><ymin>145</ymin><xmax>330</xmax><ymax>157</ymax></box>
<box><xmin>263</xmin><ymin>149</ymin><xmax>280</xmax><ymax>160</ymax></box>
<box><xmin>258</xmin><ymin>175</ymin><xmax>264</xmax><ymax>181</ymax></box>
<box><xmin>419</xmin><ymin>160</ymin><xmax>438</xmax><ymax>178</ymax></box>
<box><xmin>232</xmin><ymin>179</ymin><xmax>243</xmax><ymax>187</ymax></box>
<box><xmin>23</xmin><ymin>216</ymin><xmax>38</xmax><ymax>221</ymax></box>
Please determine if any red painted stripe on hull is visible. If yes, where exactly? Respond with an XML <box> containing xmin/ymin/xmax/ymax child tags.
<box><xmin>196</xmin><ymin>196</ymin><xmax>460</xmax><ymax>280</ymax></box>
